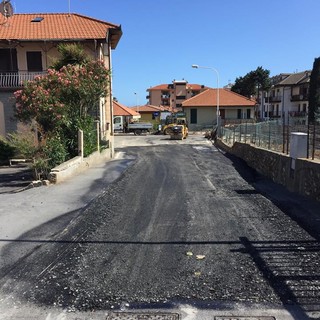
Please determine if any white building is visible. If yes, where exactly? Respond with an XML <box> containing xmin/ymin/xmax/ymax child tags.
<box><xmin>258</xmin><ymin>71</ymin><xmax>310</xmax><ymax>124</ymax></box>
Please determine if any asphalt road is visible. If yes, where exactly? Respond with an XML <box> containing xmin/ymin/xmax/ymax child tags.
<box><xmin>1</xmin><ymin>134</ymin><xmax>320</xmax><ymax>320</ymax></box>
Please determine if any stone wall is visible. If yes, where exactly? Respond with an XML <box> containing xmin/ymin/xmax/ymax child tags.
<box><xmin>216</xmin><ymin>139</ymin><xmax>320</xmax><ymax>201</ymax></box>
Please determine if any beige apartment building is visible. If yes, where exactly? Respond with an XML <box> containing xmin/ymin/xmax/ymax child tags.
<box><xmin>147</xmin><ymin>80</ymin><xmax>208</xmax><ymax>109</ymax></box>
<box><xmin>0</xmin><ymin>12</ymin><xmax>122</xmax><ymax>147</ymax></box>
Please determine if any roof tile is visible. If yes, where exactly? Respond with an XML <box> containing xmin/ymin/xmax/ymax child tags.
<box><xmin>182</xmin><ymin>89</ymin><xmax>256</xmax><ymax>107</ymax></box>
<box><xmin>278</xmin><ymin>71</ymin><xmax>311</xmax><ymax>86</ymax></box>
<box><xmin>148</xmin><ymin>84</ymin><xmax>206</xmax><ymax>91</ymax></box>
<box><xmin>113</xmin><ymin>101</ymin><xmax>139</xmax><ymax>117</ymax></box>
<box><xmin>0</xmin><ymin>13</ymin><xmax>120</xmax><ymax>41</ymax></box>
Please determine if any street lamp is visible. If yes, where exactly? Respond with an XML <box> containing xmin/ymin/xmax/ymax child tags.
<box><xmin>192</xmin><ymin>64</ymin><xmax>220</xmax><ymax>136</ymax></box>
<box><xmin>134</xmin><ymin>92</ymin><xmax>139</xmax><ymax>117</ymax></box>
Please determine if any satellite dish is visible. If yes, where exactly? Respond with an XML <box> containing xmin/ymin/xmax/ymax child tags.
<box><xmin>0</xmin><ymin>0</ymin><xmax>14</xmax><ymax>18</ymax></box>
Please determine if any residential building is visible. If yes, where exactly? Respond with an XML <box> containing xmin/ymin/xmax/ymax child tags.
<box><xmin>182</xmin><ymin>88</ymin><xmax>256</xmax><ymax>130</ymax></box>
<box><xmin>0</xmin><ymin>12</ymin><xmax>122</xmax><ymax>149</ymax></box>
<box><xmin>258</xmin><ymin>71</ymin><xmax>310</xmax><ymax>123</ymax></box>
<box><xmin>146</xmin><ymin>80</ymin><xmax>208</xmax><ymax>109</ymax></box>
<box><xmin>113</xmin><ymin>100</ymin><xmax>140</xmax><ymax>119</ymax></box>
<box><xmin>131</xmin><ymin>104</ymin><xmax>177</xmax><ymax>128</ymax></box>
<box><xmin>113</xmin><ymin>100</ymin><xmax>140</xmax><ymax>132</ymax></box>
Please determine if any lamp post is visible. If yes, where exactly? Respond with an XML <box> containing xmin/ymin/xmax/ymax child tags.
<box><xmin>134</xmin><ymin>92</ymin><xmax>139</xmax><ymax>118</ymax></box>
<box><xmin>192</xmin><ymin>64</ymin><xmax>220</xmax><ymax>136</ymax></box>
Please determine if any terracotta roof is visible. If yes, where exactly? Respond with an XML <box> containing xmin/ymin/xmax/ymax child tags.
<box><xmin>182</xmin><ymin>88</ymin><xmax>256</xmax><ymax>107</ymax></box>
<box><xmin>0</xmin><ymin>13</ymin><xmax>122</xmax><ymax>48</ymax></box>
<box><xmin>131</xmin><ymin>104</ymin><xmax>179</xmax><ymax>113</ymax></box>
<box><xmin>147</xmin><ymin>84</ymin><xmax>170</xmax><ymax>91</ymax></box>
<box><xmin>186</xmin><ymin>84</ymin><xmax>207</xmax><ymax>91</ymax></box>
<box><xmin>147</xmin><ymin>83</ymin><xmax>206</xmax><ymax>91</ymax></box>
<box><xmin>113</xmin><ymin>101</ymin><xmax>139</xmax><ymax>117</ymax></box>
<box><xmin>131</xmin><ymin>105</ymin><xmax>162</xmax><ymax>113</ymax></box>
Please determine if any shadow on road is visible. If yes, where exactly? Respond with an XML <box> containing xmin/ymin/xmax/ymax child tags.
<box><xmin>221</xmin><ymin>151</ymin><xmax>320</xmax><ymax>243</ymax></box>
<box><xmin>0</xmin><ymin>210</ymin><xmax>319</xmax><ymax>319</ymax></box>
<box><xmin>0</xmin><ymin>165</ymin><xmax>33</xmax><ymax>193</ymax></box>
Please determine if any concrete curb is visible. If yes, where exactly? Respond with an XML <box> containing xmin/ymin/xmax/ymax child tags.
<box><xmin>49</xmin><ymin>148</ymin><xmax>112</xmax><ymax>184</ymax></box>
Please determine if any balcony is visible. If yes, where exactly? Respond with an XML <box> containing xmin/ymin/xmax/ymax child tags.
<box><xmin>289</xmin><ymin>111</ymin><xmax>307</xmax><ymax>117</ymax></box>
<box><xmin>291</xmin><ymin>94</ymin><xmax>308</xmax><ymax>101</ymax></box>
<box><xmin>0</xmin><ymin>71</ymin><xmax>47</xmax><ymax>88</ymax></box>
<box><xmin>269</xmin><ymin>95</ymin><xmax>282</xmax><ymax>102</ymax></box>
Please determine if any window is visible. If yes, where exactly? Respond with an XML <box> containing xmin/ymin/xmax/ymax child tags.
<box><xmin>237</xmin><ymin>109</ymin><xmax>242</xmax><ymax>119</ymax></box>
<box><xmin>0</xmin><ymin>48</ymin><xmax>18</xmax><ymax>72</ymax></box>
<box><xmin>27</xmin><ymin>51</ymin><xmax>43</xmax><ymax>72</ymax></box>
<box><xmin>246</xmin><ymin>109</ymin><xmax>251</xmax><ymax>119</ymax></box>
<box><xmin>190</xmin><ymin>109</ymin><xmax>197</xmax><ymax>124</ymax></box>
<box><xmin>31</xmin><ymin>17</ymin><xmax>44</xmax><ymax>22</ymax></box>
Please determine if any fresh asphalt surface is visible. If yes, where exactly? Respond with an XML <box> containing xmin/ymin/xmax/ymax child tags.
<box><xmin>0</xmin><ymin>134</ymin><xmax>320</xmax><ymax>320</ymax></box>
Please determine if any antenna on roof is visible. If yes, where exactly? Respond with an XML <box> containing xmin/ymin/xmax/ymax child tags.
<box><xmin>68</xmin><ymin>0</ymin><xmax>71</xmax><ymax>16</ymax></box>
<box><xmin>0</xmin><ymin>0</ymin><xmax>14</xmax><ymax>18</ymax></box>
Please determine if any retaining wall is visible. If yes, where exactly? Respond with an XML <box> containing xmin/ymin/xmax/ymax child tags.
<box><xmin>49</xmin><ymin>148</ymin><xmax>112</xmax><ymax>184</ymax></box>
<box><xmin>216</xmin><ymin>139</ymin><xmax>320</xmax><ymax>201</ymax></box>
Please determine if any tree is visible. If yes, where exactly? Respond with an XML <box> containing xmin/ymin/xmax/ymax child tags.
<box><xmin>231</xmin><ymin>74</ymin><xmax>255</xmax><ymax>98</ymax></box>
<box><xmin>51</xmin><ymin>43</ymin><xmax>90</xmax><ymax>70</ymax></box>
<box><xmin>231</xmin><ymin>67</ymin><xmax>271</xmax><ymax>98</ymax></box>
<box><xmin>308</xmin><ymin>57</ymin><xmax>320</xmax><ymax>123</ymax></box>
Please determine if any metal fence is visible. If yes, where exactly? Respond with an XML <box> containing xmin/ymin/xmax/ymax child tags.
<box><xmin>0</xmin><ymin>71</ymin><xmax>47</xmax><ymax>88</ymax></box>
<box><xmin>220</xmin><ymin>119</ymin><xmax>320</xmax><ymax>160</ymax></box>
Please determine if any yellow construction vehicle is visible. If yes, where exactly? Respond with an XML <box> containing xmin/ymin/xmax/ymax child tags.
<box><xmin>162</xmin><ymin>113</ymin><xmax>188</xmax><ymax>135</ymax></box>
<box><xmin>169</xmin><ymin>124</ymin><xmax>188</xmax><ymax>140</ymax></box>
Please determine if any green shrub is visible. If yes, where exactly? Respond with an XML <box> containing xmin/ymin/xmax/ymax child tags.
<box><xmin>43</xmin><ymin>135</ymin><xmax>68</xmax><ymax>168</ymax></box>
<box><xmin>75</xmin><ymin>116</ymin><xmax>97</xmax><ymax>157</ymax></box>
<box><xmin>6</xmin><ymin>131</ymin><xmax>37</xmax><ymax>159</ymax></box>
<box><xmin>31</xmin><ymin>157</ymin><xmax>51</xmax><ymax>180</ymax></box>
<box><xmin>31</xmin><ymin>135</ymin><xmax>67</xmax><ymax>180</ymax></box>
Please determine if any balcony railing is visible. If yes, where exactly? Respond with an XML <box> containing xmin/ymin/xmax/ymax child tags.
<box><xmin>291</xmin><ymin>94</ymin><xmax>308</xmax><ymax>101</ymax></box>
<box><xmin>269</xmin><ymin>95</ymin><xmax>282</xmax><ymax>102</ymax></box>
<box><xmin>0</xmin><ymin>71</ymin><xmax>47</xmax><ymax>88</ymax></box>
<box><xmin>289</xmin><ymin>111</ymin><xmax>307</xmax><ymax>117</ymax></box>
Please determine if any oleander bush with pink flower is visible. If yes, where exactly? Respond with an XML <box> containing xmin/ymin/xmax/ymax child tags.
<box><xmin>13</xmin><ymin>44</ymin><xmax>111</xmax><ymax>178</ymax></box>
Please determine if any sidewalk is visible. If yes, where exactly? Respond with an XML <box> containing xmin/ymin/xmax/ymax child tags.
<box><xmin>0</xmin><ymin>153</ymin><xmax>135</xmax><ymax>251</ymax></box>
<box><xmin>0</xmin><ymin>164</ymin><xmax>33</xmax><ymax>194</ymax></box>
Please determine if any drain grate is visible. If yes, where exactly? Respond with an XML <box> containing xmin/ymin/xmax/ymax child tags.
<box><xmin>106</xmin><ymin>312</ymin><xmax>180</xmax><ymax>320</ymax></box>
<box><xmin>215</xmin><ymin>317</ymin><xmax>276</xmax><ymax>320</ymax></box>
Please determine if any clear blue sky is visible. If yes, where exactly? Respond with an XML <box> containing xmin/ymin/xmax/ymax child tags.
<box><xmin>14</xmin><ymin>0</ymin><xmax>320</xmax><ymax>106</ymax></box>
